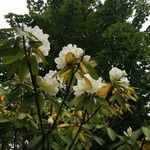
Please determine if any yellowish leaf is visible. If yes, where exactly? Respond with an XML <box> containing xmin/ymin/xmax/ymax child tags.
<box><xmin>72</xmin><ymin>126</ymin><xmax>79</xmax><ymax>139</ymax></box>
<box><xmin>80</xmin><ymin>62</ymin><xmax>88</xmax><ymax>74</ymax></box>
<box><xmin>79</xmin><ymin>131</ymin><xmax>87</xmax><ymax>142</ymax></box>
<box><xmin>57</xmin><ymin>123</ymin><xmax>70</xmax><ymax>128</ymax></box>
<box><xmin>97</xmin><ymin>84</ymin><xmax>112</xmax><ymax>98</ymax></box>
<box><xmin>88</xmin><ymin>60</ymin><xmax>97</xmax><ymax>67</ymax></box>
<box><xmin>84</xmin><ymin>76</ymin><xmax>92</xmax><ymax>90</ymax></box>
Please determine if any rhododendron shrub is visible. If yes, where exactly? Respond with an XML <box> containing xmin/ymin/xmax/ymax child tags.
<box><xmin>0</xmin><ymin>25</ymin><xmax>149</xmax><ymax>150</ymax></box>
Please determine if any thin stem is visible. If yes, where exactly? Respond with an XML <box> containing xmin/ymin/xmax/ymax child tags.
<box><xmin>22</xmin><ymin>36</ymin><xmax>45</xmax><ymax>149</ymax></box>
<box><xmin>85</xmin><ymin>105</ymin><xmax>101</xmax><ymax>123</ymax></box>
<box><xmin>1</xmin><ymin>134</ymin><xmax>6</xmax><ymax>150</ymax></box>
<box><xmin>68</xmin><ymin>109</ymin><xmax>87</xmax><ymax>150</ymax></box>
<box><xmin>46</xmin><ymin>67</ymin><xmax>77</xmax><ymax>135</ymax></box>
<box><xmin>140</xmin><ymin>138</ymin><xmax>145</xmax><ymax>150</ymax></box>
<box><xmin>13</xmin><ymin>130</ymin><xmax>17</xmax><ymax>150</ymax></box>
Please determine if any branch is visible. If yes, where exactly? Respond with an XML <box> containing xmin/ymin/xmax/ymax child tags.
<box><xmin>46</xmin><ymin>67</ymin><xmax>78</xmax><ymax>135</ymax></box>
<box><xmin>22</xmin><ymin>36</ymin><xmax>45</xmax><ymax>150</ymax></box>
<box><xmin>13</xmin><ymin>130</ymin><xmax>17</xmax><ymax>150</ymax></box>
<box><xmin>68</xmin><ymin>109</ymin><xmax>87</xmax><ymax>150</ymax></box>
<box><xmin>140</xmin><ymin>138</ymin><xmax>145</xmax><ymax>150</ymax></box>
<box><xmin>85</xmin><ymin>105</ymin><xmax>101</xmax><ymax>123</ymax></box>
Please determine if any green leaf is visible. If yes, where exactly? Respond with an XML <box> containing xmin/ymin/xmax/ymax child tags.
<box><xmin>18</xmin><ymin>57</ymin><xmax>29</xmax><ymax>81</ymax></box>
<box><xmin>71</xmin><ymin>96</ymin><xmax>83</xmax><ymax>109</ymax></box>
<box><xmin>59</xmin><ymin>135</ymin><xmax>72</xmax><ymax>145</ymax></box>
<box><xmin>83</xmin><ymin>97</ymin><xmax>95</xmax><ymax>114</ymax></box>
<box><xmin>111</xmin><ymin>141</ymin><xmax>124</xmax><ymax>149</ymax></box>
<box><xmin>107</xmin><ymin>127</ymin><xmax>117</xmax><ymax>141</ymax></box>
<box><xmin>142</xmin><ymin>126</ymin><xmax>150</xmax><ymax>138</ymax></box>
<box><xmin>2</xmin><ymin>50</ymin><xmax>24</xmax><ymax>64</ymax></box>
<box><xmin>117</xmin><ymin>144</ymin><xmax>127</xmax><ymax>150</ymax></box>
<box><xmin>130</xmin><ymin>128</ymin><xmax>142</xmax><ymax>143</ymax></box>
<box><xmin>85</xmin><ymin>63</ymin><xmax>99</xmax><ymax>80</ymax></box>
<box><xmin>95</xmin><ymin>97</ymin><xmax>109</xmax><ymax>106</ymax></box>
<box><xmin>0</xmin><ymin>38</ymin><xmax>15</xmax><ymax>49</ymax></box>
<box><xmin>0</xmin><ymin>47</ymin><xmax>20</xmax><ymax>56</ymax></box>
<box><xmin>0</xmin><ymin>119</ymin><xmax>10</xmax><ymax>123</ymax></box>
<box><xmin>34</xmin><ymin>48</ymin><xmax>46</xmax><ymax>65</ymax></box>
<box><xmin>82</xmin><ymin>124</ymin><xmax>93</xmax><ymax>130</ymax></box>
<box><xmin>93</xmin><ymin>135</ymin><xmax>105</xmax><ymax>145</ymax></box>
<box><xmin>18</xmin><ymin>113</ymin><xmax>27</xmax><ymax>120</ymax></box>
<box><xmin>23</xmin><ymin>92</ymin><xmax>35</xmax><ymax>105</ymax></box>
<box><xmin>28</xmin><ymin>135</ymin><xmax>42</xmax><ymax>150</ymax></box>
<box><xmin>29</xmin><ymin>41</ymin><xmax>43</xmax><ymax>49</ymax></box>
<box><xmin>38</xmin><ymin>92</ymin><xmax>45</xmax><ymax>110</ymax></box>
<box><xmin>8</xmin><ymin>86</ymin><xmax>22</xmax><ymax>102</ymax></box>
<box><xmin>48</xmin><ymin>96</ymin><xmax>61</xmax><ymax>111</ymax></box>
<box><xmin>6</xmin><ymin>60</ymin><xmax>20</xmax><ymax>79</ymax></box>
<box><xmin>30</xmin><ymin>54</ymin><xmax>39</xmax><ymax>75</ymax></box>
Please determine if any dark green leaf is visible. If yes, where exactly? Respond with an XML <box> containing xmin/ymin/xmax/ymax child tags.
<box><xmin>30</xmin><ymin>54</ymin><xmax>39</xmax><ymax>75</ymax></box>
<box><xmin>28</xmin><ymin>135</ymin><xmax>42</xmax><ymax>150</ymax></box>
<box><xmin>85</xmin><ymin>64</ymin><xmax>99</xmax><ymax>80</ymax></box>
<box><xmin>6</xmin><ymin>60</ymin><xmax>20</xmax><ymax>79</ymax></box>
<box><xmin>83</xmin><ymin>97</ymin><xmax>95</xmax><ymax>114</ymax></box>
<box><xmin>130</xmin><ymin>128</ymin><xmax>142</xmax><ymax>143</ymax></box>
<box><xmin>59</xmin><ymin>135</ymin><xmax>72</xmax><ymax>145</ymax></box>
<box><xmin>93</xmin><ymin>135</ymin><xmax>105</xmax><ymax>145</ymax></box>
<box><xmin>18</xmin><ymin>57</ymin><xmax>29</xmax><ymax>81</ymax></box>
<box><xmin>29</xmin><ymin>41</ymin><xmax>42</xmax><ymax>49</ymax></box>
<box><xmin>0</xmin><ymin>47</ymin><xmax>20</xmax><ymax>56</ymax></box>
<box><xmin>2</xmin><ymin>50</ymin><xmax>24</xmax><ymax>64</ymax></box>
<box><xmin>48</xmin><ymin>96</ymin><xmax>61</xmax><ymax>111</ymax></box>
<box><xmin>117</xmin><ymin>144</ymin><xmax>127</xmax><ymax>150</ymax></box>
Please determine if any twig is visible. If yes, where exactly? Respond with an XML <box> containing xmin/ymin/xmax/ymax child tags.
<box><xmin>68</xmin><ymin>109</ymin><xmax>87</xmax><ymax>150</ymax></box>
<box><xmin>13</xmin><ymin>130</ymin><xmax>17</xmax><ymax>150</ymax></box>
<box><xmin>85</xmin><ymin>105</ymin><xmax>101</xmax><ymax>123</ymax></box>
<box><xmin>46</xmin><ymin>67</ymin><xmax>78</xmax><ymax>135</ymax></box>
<box><xmin>140</xmin><ymin>138</ymin><xmax>145</xmax><ymax>150</ymax></box>
<box><xmin>22</xmin><ymin>36</ymin><xmax>45</xmax><ymax>149</ymax></box>
<box><xmin>1</xmin><ymin>134</ymin><xmax>6</xmax><ymax>150</ymax></box>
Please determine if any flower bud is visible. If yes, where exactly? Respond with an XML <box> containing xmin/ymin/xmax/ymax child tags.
<box><xmin>65</xmin><ymin>52</ymin><xmax>75</xmax><ymax>64</ymax></box>
<box><xmin>48</xmin><ymin>116</ymin><xmax>54</xmax><ymax>124</ymax></box>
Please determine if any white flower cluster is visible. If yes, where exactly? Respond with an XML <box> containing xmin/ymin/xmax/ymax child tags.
<box><xmin>37</xmin><ymin>70</ymin><xmax>59</xmax><ymax>96</ymax></box>
<box><xmin>55</xmin><ymin>44</ymin><xmax>90</xmax><ymax>69</ymax></box>
<box><xmin>23</xmin><ymin>25</ymin><xmax>50</xmax><ymax>57</ymax></box>
<box><xmin>73</xmin><ymin>74</ymin><xmax>104</xmax><ymax>97</ymax></box>
<box><xmin>109</xmin><ymin>67</ymin><xmax>129</xmax><ymax>88</ymax></box>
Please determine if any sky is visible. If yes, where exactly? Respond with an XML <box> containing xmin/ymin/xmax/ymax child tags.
<box><xmin>0</xmin><ymin>0</ymin><xmax>149</xmax><ymax>30</ymax></box>
<box><xmin>0</xmin><ymin>0</ymin><xmax>28</xmax><ymax>28</ymax></box>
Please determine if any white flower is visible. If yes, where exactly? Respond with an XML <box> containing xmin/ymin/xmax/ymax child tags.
<box><xmin>83</xmin><ymin>55</ymin><xmax>91</xmax><ymax>62</ymax></box>
<box><xmin>73</xmin><ymin>74</ymin><xmax>104</xmax><ymax>97</ymax></box>
<box><xmin>109</xmin><ymin>67</ymin><xmax>129</xmax><ymax>88</ymax></box>
<box><xmin>23</xmin><ymin>25</ymin><xmax>50</xmax><ymax>58</ymax></box>
<box><xmin>37</xmin><ymin>70</ymin><xmax>59</xmax><ymax>96</ymax></box>
<box><xmin>55</xmin><ymin>44</ymin><xmax>84</xmax><ymax>69</ymax></box>
<box><xmin>109</xmin><ymin>67</ymin><xmax>127</xmax><ymax>81</ymax></box>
